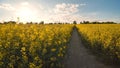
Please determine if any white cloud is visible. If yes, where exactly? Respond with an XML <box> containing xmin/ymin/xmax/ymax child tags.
<box><xmin>0</xmin><ymin>3</ymin><xmax>15</xmax><ymax>10</ymax></box>
<box><xmin>21</xmin><ymin>2</ymin><xmax>29</xmax><ymax>6</ymax></box>
<box><xmin>45</xmin><ymin>3</ymin><xmax>81</xmax><ymax>23</ymax></box>
<box><xmin>79</xmin><ymin>3</ymin><xmax>86</xmax><ymax>6</ymax></box>
<box><xmin>54</xmin><ymin>3</ymin><xmax>79</xmax><ymax>14</ymax></box>
<box><xmin>0</xmin><ymin>2</ymin><xmax>100</xmax><ymax>23</ymax></box>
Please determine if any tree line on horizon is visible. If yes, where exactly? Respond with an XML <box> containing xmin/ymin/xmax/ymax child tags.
<box><xmin>0</xmin><ymin>20</ymin><xmax>118</xmax><ymax>24</ymax></box>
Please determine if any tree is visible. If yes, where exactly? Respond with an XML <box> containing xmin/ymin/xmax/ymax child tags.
<box><xmin>39</xmin><ymin>21</ymin><xmax>44</xmax><ymax>24</ymax></box>
<box><xmin>83</xmin><ymin>21</ymin><xmax>90</xmax><ymax>24</ymax></box>
<box><xmin>73</xmin><ymin>21</ymin><xmax>77</xmax><ymax>24</ymax></box>
<box><xmin>4</xmin><ymin>21</ymin><xmax>16</xmax><ymax>24</ymax></box>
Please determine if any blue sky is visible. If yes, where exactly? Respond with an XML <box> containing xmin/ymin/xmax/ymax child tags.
<box><xmin>0</xmin><ymin>0</ymin><xmax>120</xmax><ymax>23</ymax></box>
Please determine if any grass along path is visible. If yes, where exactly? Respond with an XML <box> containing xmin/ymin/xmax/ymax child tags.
<box><xmin>64</xmin><ymin>28</ymin><xmax>113</xmax><ymax>68</ymax></box>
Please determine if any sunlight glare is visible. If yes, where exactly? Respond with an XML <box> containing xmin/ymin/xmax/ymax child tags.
<box><xmin>16</xmin><ymin>6</ymin><xmax>37</xmax><ymax>22</ymax></box>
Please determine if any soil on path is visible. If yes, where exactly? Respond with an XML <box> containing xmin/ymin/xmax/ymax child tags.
<box><xmin>64</xmin><ymin>28</ymin><xmax>113</xmax><ymax>68</ymax></box>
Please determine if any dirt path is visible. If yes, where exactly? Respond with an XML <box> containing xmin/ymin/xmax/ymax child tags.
<box><xmin>64</xmin><ymin>28</ymin><xmax>113</xmax><ymax>68</ymax></box>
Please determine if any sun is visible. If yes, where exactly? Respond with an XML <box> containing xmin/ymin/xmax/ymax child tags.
<box><xmin>18</xmin><ymin>7</ymin><xmax>32</xmax><ymax>17</ymax></box>
<box><xmin>16</xmin><ymin>6</ymin><xmax>37</xmax><ymax>22</ymax></box>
